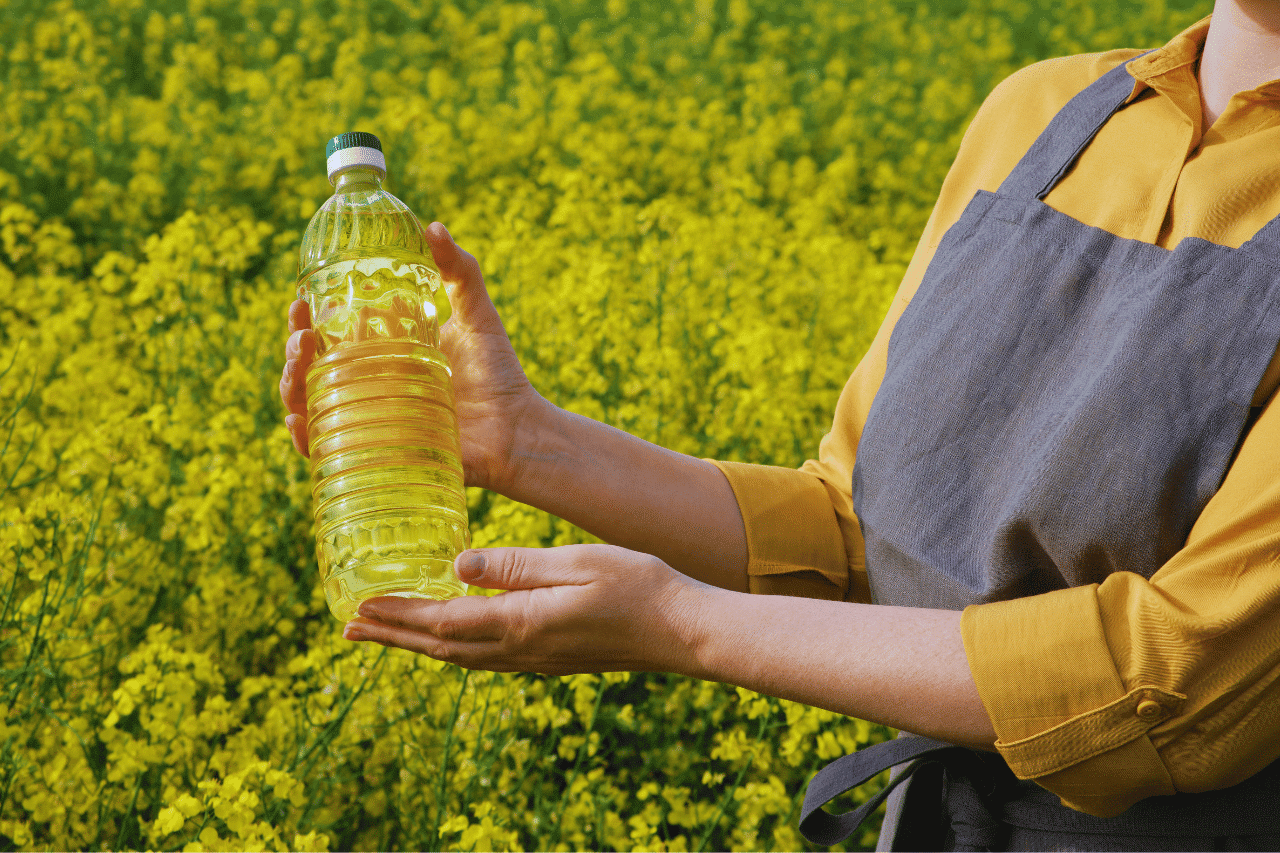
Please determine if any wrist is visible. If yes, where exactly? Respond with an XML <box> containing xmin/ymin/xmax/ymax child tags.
<box><xmin>661</xmin><ymin>579</ymin><xmax>735</xmax><ymax>682</ymax></box>
<box><xmin>492</xmin><ymin>392</ymin><xmax>569</xmax><ymax>498</ymax></box>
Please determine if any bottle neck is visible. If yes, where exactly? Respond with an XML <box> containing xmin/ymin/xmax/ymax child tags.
<box><xmin>332</xmin><ymin>166</ymin><xmax>384</xmax><ymax>193</ymax></box>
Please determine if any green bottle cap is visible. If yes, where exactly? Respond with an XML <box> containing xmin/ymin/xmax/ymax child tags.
<box><xmin>325</xmin><ymin>131</ymin><xmax>386</xmax><ymax>182</ymax></box>
<box><xmin>326</xmin><ymin>131</ymin><xmax>383</xmax><ymax>157</ymax></box>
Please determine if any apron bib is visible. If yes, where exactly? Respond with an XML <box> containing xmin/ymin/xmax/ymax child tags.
<box><xmin>801</xmin><ymin>57</ymin><xmax>1280</xmax><ymax>848</ymax></box>
<box><xmin>853</xmin><ymin>57</ymin><xmax>1280</xmax><ymax>609</ymax></box>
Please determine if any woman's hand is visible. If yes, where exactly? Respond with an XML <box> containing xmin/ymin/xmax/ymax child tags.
<box><xmin>279</xmin><ymin>222</ymin><xmax>544</xmax><ymax>492</ymax></box>
<box><xmin>281</xmin><ymin>223</ymin><xmax>750</xmax><ymax>591</ymax></box>
<box><xmin>340</xmin><ymin>544</ymin><xmax>999</xmax><ymax>751</ymax></box>
<box><xmin>342</xmin><ymin>545</ymin><xmax>707</xmax><ymax>676</ymax></box>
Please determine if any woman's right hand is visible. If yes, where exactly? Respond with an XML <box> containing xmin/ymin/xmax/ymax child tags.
<box><xmin>279</xmin><ymin>221</ymin><xmax>545</xmax><ymax>494</ymax></box>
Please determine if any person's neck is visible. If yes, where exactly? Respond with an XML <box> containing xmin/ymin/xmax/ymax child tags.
<box><xmin>1199</xmin><ymin>0</ymin><xmax>1280</xmax><ymax>126</ymax></box>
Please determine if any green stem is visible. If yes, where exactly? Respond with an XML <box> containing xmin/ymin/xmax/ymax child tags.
<box><xmin>115</xmin><ymin>770</ymin><xmax>145</xmax><ymax>850</ymax></box>
<box><xmin>0</xmin><ymin>733</ymin><xmax>19</xmax><ymax>821</ymax></box>
<box><xmin>427</xmin><ymin>667</ymin><xmax>470</xmax><ymax>852</ymax></box>
<box><xmin>5</xmin><ymin>572</ymin><xmax>53</xmax><ymax>714</ymax></box>
<box><xmin>459</xmin><ymin>673</ymin><xmax>503</xmax><ymax>809</ymax></box>
<box><xmin>695</xmin><ymin>707</ymin><xmax>772</xmax><ymax>852</ymax></box>
<box><xmin>551</xmin><ymin>676</ymin><xmax>606</xmax><ymax>850</ymax></box>
<box><xmin>290</xmin><ymin>646</ymin><xmax>387</xmax><ymax>777</ymax></box>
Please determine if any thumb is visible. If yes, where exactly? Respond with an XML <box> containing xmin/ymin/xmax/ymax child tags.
<box><xmin>455</xmin><ymin>547</ymin><xmax>589</xmax><ymax>591</ymax></box>
<box><xmin>424</xmin><ymin>221</ymin><xmax>473</xmax><ymax>280</ymax></box>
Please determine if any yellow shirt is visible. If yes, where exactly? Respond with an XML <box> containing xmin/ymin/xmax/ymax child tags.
<box><xmin>710</xmin><ymin>16</ymin><xmax>1280</xmax><ymax>817</ymax></box>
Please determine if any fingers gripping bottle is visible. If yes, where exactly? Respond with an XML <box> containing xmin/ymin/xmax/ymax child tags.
<box><xmin>299</xmin><ymin>132</ymin><xmax>468</xmax><ymax>620</ymax></box>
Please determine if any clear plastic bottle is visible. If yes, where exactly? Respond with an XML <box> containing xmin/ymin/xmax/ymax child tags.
<box><xmin>298</xmin><ymin>131</ymin><xmax>468</xmax><ymax>621</ymax></box>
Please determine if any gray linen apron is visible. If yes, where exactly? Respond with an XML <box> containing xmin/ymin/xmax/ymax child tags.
<box><xmin>799</xmin><ymin>57</ymin><xmax>1280</xmax><ymax>850</ymax></box>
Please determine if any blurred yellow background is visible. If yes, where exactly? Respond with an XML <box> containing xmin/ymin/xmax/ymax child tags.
<box><xmin>0</xmin><ymin>0</ymin><xmax>1207</xmax><ymax>849</ymax></box>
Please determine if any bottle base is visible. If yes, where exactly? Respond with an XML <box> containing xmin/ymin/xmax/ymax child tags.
<box><xmin>324</xmin><ymin>556</ymin><xmax>468</xmax><ymax>621</ymax></box>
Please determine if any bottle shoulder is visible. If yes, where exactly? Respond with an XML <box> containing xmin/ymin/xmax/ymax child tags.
<box><xmin>300</xmin><ymin>188</ymin><xmax>429</xmax><ymax>277</ymax></box>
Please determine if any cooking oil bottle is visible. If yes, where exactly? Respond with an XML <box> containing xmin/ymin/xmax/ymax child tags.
<box><xmin>298</xmin><ymin>131</ymin><xmax>468</xmax><ymax>621</ymax></box>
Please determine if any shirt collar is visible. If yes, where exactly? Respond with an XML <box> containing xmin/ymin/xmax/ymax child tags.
<box><xmin>1125</xmin><ymin>16</ymin><xmax>1210</xmax><ymax>92</ymax></box>
<box><xmin>1125</xmin><ymin>15</ymin><xmax>1280</xmax><ymax>103</ymax></box>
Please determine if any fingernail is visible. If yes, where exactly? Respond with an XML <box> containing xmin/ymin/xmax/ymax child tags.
<box><xmin>344</xmin><ymin>625</ymin><xmax>368</xmax><ymax>642</ymax></box>
<box><xmin>358</xmin><ymin>601</ymin><xmax>385</xmax><ymax>619</ymax></box>
<box><xmin>454</xmin><ymin>551</ymin><xmax>484</xmax><ymax>582</ymax></box>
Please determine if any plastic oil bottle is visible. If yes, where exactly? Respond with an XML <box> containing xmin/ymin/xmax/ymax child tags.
<box><xmin>298</xmin><ymin>131</ymin><xmax>468</xmax><ymax>620</ymax></box>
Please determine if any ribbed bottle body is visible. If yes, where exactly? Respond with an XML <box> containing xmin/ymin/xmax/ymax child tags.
<box><xmin>299</xmin><ymin>174</ymin><xmax>468</xmax><ymax>621</ymax></box>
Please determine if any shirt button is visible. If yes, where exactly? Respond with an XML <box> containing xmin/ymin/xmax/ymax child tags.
<box><xmin>1136</xmin><ymin>699</ymin><xmax>1163</xmax><ymax>721</ymax></box>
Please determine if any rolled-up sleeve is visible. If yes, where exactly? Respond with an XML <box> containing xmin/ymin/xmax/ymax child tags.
<box><xmin>962</xmin><ymin>397</ymin><xmax>1280</xmax><ymax>816</ymax></box>
<box><xmin>709</xmin><ymin>460</ymin><xmax>855</xmax><ymax>600</ymax></box>
<box><xmin>702</xmin><ymin>132</ymin><xmax>957</xmax><ymax>606</ymax></box>
<box><xmin>704</xmin><ymin>272</ymin><xmax>913</xmax><ymax>605</ymax></box>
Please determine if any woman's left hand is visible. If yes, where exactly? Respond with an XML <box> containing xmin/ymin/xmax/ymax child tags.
<box><xmin>344</xmin><ymin>545</ymin><xmax>1001</xmax><ymax>750</ymax></box>
<box><xmin>343</xmin><ymin>545</ymin><xmax>708</xmax><ymax>676</ymax></box>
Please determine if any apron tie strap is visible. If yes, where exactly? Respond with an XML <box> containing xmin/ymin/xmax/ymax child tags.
<box><xmin>799</xmin><ymin>736</ymin><xmax>981</xmax><ymax>847</ymax></box>
<box><xmin>803</xmin><ymin>736</ymin><xmax>1280</xmax><ymax>849</ymax></box>
<box><xmin>943</xmin><ymin>766</ymin><xmax>1007</xmax><ymax>851</ymax></box>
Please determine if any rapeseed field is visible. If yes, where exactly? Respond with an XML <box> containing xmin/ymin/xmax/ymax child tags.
<box><xmin>0</xmin><ymin>0</ymin><xmax>1207</xmax><ymax>849</ymax></box>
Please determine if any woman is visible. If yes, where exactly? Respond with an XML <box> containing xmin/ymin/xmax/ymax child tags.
<box><xmin>279</xmin><ymin>1</ymin><xmax>1280</xmax><ymax>847</ymax></box>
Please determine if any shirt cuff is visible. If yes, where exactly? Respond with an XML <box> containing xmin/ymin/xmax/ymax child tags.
<box><xmin>961</xmin><ymin>585</ymin><xmax>1183</xmax><ymax>816</ymax></box>
<box><xmin>708</xmin><ymin>460</ymin><xmax>854</xmax><ymax>600</ymax></box>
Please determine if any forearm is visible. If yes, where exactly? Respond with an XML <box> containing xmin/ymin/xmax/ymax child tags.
<box><xmin>502</xmin><ymin>397</ymin><xmax>749</xmax><ymax>592</ymax></box>
<box><xmin>346</xmin><ymin>543</ymin><xmax>993</xmax><ymax>747</ymax></box>
<box><xmin>679</xmin><ymin>583</ymin><xmax>998</xmax><ymax>750</ymax></box>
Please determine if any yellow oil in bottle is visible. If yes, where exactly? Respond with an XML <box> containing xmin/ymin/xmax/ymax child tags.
<box><xmin>299</xmin><ymin>133</ymin><xmax>467</xmax><ymax>620</ymax></box>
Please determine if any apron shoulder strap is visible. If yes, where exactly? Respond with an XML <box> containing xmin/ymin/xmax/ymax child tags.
<box><xmin>1000</xmin><ymin>51</ymin><xmax>1280</xmax><ymax>248</ymax></box>
<box><xmin>998</xmin><ymin>54</ymin><xmax>1148</xmax><ymax>201</ymax></box>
